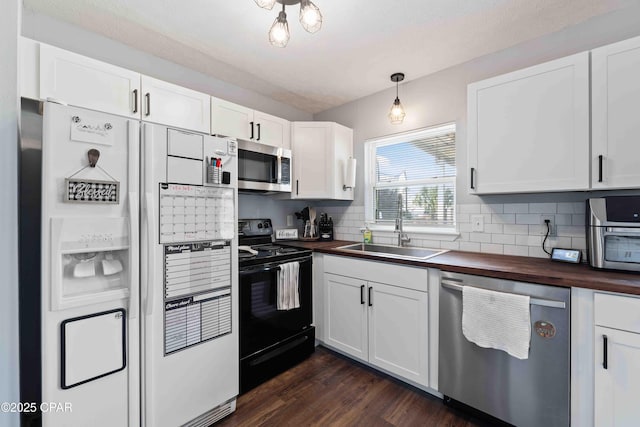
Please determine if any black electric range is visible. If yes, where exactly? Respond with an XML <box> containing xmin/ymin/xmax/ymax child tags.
<box><xmin>237</xmin><ymin>218</ymin><xmax>315</xmax><ymax>393</ymax></box>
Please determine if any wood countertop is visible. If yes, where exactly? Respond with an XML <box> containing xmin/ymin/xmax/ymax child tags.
<box><xmin>279</xmin><ymin>240</ymin><xmax>640</xmax><ymax>296</ymax></box>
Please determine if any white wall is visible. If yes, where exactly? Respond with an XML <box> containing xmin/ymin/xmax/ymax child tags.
<box><xmin>314</xmin><ymin>5</ymin><xmax>640</xmax><ymax>256</ymax></box>
<box><xmin>0</xmin><ymin>0</ymin><xmax>21</xmax><ymax>425</ymax></box>
<box><xmin>21</xmin><ymin>10</ymin><xmax>313</xmax><ymax>122</ymax></box>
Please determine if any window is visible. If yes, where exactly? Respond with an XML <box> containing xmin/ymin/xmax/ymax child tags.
<box><xmin>365</xmin><ymin>124</ymin><xmax>456</xmax><ymax>231</ymax></box>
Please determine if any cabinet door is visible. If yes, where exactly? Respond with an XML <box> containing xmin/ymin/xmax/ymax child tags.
<box><xmin>467</xmin><ymin>52</ymin><xmax>589</xmax><ymax>194</ymax></box>
<box><xmin>595</xmin><ymin>326</ymin><xmax>640</xmax><ymax>427</ymax></box>
<box><xmin>40</xmin><ymin>44</ymin><xmax>140</xmax><ymax>118</ymax></box>
<box><xmin>141</xmin><ymin>76</ymin><xmax>210</xmax><ymax>134</ymax></box>
<box><xmin>254</xmin><ymin>111</ymin><xmax>290</xmax><ymax>149</ymax></box>
<box><xmin>324</xmin><ymin>273</ymin><xmax>368</xmax><ymax>362</ymax></box>
<box><xmin>592</xmin><ymin>36</ymin><xmax>640</xmax><ymax>189</ymax></box>
<box><xmin>291</xmin><ymin>122</ymin><xmax>332</xmax><ymax>199</ymax></box>
<box><xmin>211</xmin><ymin>97</ymin><xmax>253</xmax><ymax>140</ymax></box>
<box><xmin>368</xmin><ymin>282</ymin><xmax>428</xmax><ymax>386</ymax></box>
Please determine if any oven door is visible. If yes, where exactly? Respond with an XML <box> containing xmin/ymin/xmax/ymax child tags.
<box><xmin>239</xmin><ymin>257</ymin><xmax>312</xmax><ymax>358</ymax></box>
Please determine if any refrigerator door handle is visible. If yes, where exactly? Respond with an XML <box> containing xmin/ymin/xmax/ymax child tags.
<box><xmin>127</xmin><ymin>122</ymin><xmax>140</xmax><ymax>320</ymax></box>
<box><xmin>144</xmin><ymin>192</ymin><xmax>155</xmax><ymax>316</ymax></box>
<box><xmin>143</xmin><ymin>124</ymin><xmax>156</xmax><ymax>317</ymax></box>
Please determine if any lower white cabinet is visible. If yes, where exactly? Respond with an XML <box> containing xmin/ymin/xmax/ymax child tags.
<box><xmin>323</xmin><ymin>256</ymin><xmax>429</xmax><ymax>386</ymax></box>
<box><xmin>594</xmin><ymin>292</ymin><xmax>640</xmax><ymax>427</ymax></box>
<box><xmin>325</xmin><ymin>274</ymin><xmax>368</xmax><ymax>361</ymax></box>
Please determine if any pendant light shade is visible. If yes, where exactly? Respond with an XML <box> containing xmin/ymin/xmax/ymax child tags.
<box><xmin>388</xmin><ymin>73</ymin><xmax>406</xmax><ymax>125</ymax></box>
<box><xmin>256</xmin><ymin>0</ymin><xmax>322</xmax><ymax>47</ymax></box>
<box><xmin>255</xmin><ymin>0</ymin><xmax>277</xmax><ymax>10</ymax></box>
<box><xmin>269</xmin><ymin>8</ymin><xmax>290</xmax><ymax>48</ymax></box>
<box><xmin>299</xmin><ymin>0</ymin><xmax>322</xmax><ymax>33</ymax></box>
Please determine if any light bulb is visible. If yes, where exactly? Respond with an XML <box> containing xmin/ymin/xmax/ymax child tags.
<box><xmin>269</xmin><ymin>10</ymin><xmax>290</xmax><ymax>48</ymax></box>
<box><xmin>254</xmin><ymin>0</ymin><xmax>277</xmax><ymax>10</ymax></box>
<box><xmin>388</xmin><ymin>98</ymin><xmax>406</xmax><ymax>125</ymax></box>
<box><xmin>299</xmin><ymin>0</ymin><xmax>322</xmax><ymax>33</ymax></box>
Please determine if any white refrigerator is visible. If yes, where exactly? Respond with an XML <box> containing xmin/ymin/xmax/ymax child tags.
<box><xmin>20</xmin><ymin>100</ymin><xmax>238</xmax><ymax>427</ymax></box>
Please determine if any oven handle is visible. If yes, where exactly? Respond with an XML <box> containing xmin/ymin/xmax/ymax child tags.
<box><xmin>239</xmin><ymin>255</ymin><xmax>313</xmax><ymax>275</ymax></box>
<box><xmin>240</xmin><ymin>265</ymin><xmax>281</xmax><ymax>275</ymax></box>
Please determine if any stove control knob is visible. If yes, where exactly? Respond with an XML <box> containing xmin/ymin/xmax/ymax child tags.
<box><xmin>263</xmin><ymin>221</ymin><xmax>271</xmax><ymax>229</ymax></box>
<box><xmin>257</xmin><ymin>223</ymin><xmax>263</xmax><ymax>229</ymax></box>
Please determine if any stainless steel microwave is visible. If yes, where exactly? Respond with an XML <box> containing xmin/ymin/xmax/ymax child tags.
<box><xmin>587</xmin><ymin>196</ymin><xmax>640</xmax><ymax>272</ymax></box>
<box><xmin>237</xmin><ymin>139</ymin><xmax>291</xmax><ymax>193</ymax></box>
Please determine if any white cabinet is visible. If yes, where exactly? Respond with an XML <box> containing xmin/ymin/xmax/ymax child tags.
<box><xmin>467</xmin><ymin>52</ymin><xmax>590</xmax><ymax>194</ymax></box>
<box><xmin>211</xmin><ymin>97</ymin><xmax>253</xmax><ymax>140</ymax></box>
<box><xmin>323</xmin><ymin>256</ymin><xmax>429</xmax><ymax>386</ymax></box>
<box><xmin>368</xmin><ymin>281</ymin><xmax>429</xmax><ymax>385</ymax></box>
<box><xmin>291</xmin><ymin>122</ymin><xmax>354</xmax><ymax>200</ymax></box>
<box><xmin>211</xmin><ymin>97</ymin><xmax>290</xmax><ymax>148</ymax></box>
<box><xmin>253</xmin><ymin>110</ymin><xmax>290</xmax><ymax>149</ymax></box>
<box><xmin>324</xmin><ymin>274</ymin><xmax>368</xmax><ymax>361</ymax></box>
<box><xmin>594</xmin><ymin>293</ymin><xmax>640</xmax><ymax>427</ymax></box>
<box><xmin>39</xmin><ymin>44</ymin><xmax>140</xmax><ymax>118</ymax></box>
<box><xmin>141</xmin><ymin>76</ymin><xmax>210</xmax><ymax>133</ymax></box>
<box><xmin>592</xmin><ymin>35</ymin><xmax>640</xmax><ymax>189</ymax></box>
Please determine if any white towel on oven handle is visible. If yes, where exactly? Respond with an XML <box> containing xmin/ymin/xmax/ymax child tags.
<box><xmin>277</xmin><ymin>261</ymin><xmax>300</xmax><ymax>310</ymax></box>
<box><xmin>462</xmin><ymin>285</ymin><xmax>531</xmax><ymax>360</ymax></box>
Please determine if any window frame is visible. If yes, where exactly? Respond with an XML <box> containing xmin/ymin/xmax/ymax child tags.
<box><xmin>364</xmin><ymin>123</ymin><xmax>458</xmax><ymax>236</ymax></box>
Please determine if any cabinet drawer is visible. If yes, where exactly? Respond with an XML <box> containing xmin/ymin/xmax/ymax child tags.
<box><xmin>324</xmin><ymin>255</ymin><xmax>428</xmax><ymax>292</ymax></box>
<box><xmin>595</xmin><ymin>292</ymin><xmax>640</xmax><ymax>333</ymax></box>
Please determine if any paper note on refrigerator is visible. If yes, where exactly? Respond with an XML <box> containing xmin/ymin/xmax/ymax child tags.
<box><xmin>159</xmin><ymin>184</ymin><xmax>234</xmax><ymax>244</ymax></box>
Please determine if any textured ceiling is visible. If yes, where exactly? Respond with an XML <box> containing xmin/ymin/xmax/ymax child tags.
<box><xmin>23</xmin><ymin>0</ymin><xmax>633</xmax><ymax>113</ymax></box>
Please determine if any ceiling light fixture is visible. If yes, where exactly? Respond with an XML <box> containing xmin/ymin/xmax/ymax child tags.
<box><xmin>388</xmin><ymin>72</ymin><xmax>406</xmax><ymax>125</ymax></box>
<box><xmin>256</xmin><ymin>0</ymin><xmax>323</xmax><ymax>47</ymax></box>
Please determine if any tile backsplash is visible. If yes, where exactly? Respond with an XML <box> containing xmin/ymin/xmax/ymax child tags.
<box><xmin>318</xmin><ymin>202</ymin><xmax>587</xmax><ymax>260</ymax></box>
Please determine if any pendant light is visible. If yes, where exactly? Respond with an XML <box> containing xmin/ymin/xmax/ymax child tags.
<box><xmin>255</xmin><ymin>0</ymin><xmax>277</xmax><ymax>9</ymax></box>
<box><xmin>269</xmin><ymin>3</ymin><xmax>290</xmax><ymax>48</ymax></box>
<box><xmin>299</xmin><ymin>0</ymin><xmax>322</xmax><ymax>33</ymax></box>
<box><xmin>258</xmin><ymin>0</ymin><xmax>322</xmax><ymax>47</ymax></box>
<box><xmin>388</xmin><ymin>73</ymin><xmax>406</xmax><ymax>125</ymax></box>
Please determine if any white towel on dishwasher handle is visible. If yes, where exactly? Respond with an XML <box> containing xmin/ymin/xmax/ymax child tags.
<box><xmin>462</xmin><ymin>286</ymin><xmax>531</xmax><ymax>360</ymax></box>
<box><xmin>277</xmin><ymin>261</ymin><xmax>300</xmax><ymax>311</ymax></box>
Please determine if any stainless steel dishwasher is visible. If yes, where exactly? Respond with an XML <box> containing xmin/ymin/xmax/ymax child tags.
<box><xmin>439</xmin><ymin>271</ymin><xmax>570</xmax><ymax>427</ymax></box>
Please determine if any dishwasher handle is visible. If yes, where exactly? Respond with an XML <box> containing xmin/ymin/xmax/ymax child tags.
<box><xmin>440</xmin><ymin>279</ymin><xmax>566</xmax><ymax>309</ymax></box>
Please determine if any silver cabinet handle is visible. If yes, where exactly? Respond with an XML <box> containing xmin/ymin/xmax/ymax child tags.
<box><xmin>145</xmin><ymin>93</ymin><xmax>151</xmax><ymax>116</ymax></box>
<box><xmin>132</xmin><ymin>89</ymin><xmax>138</xmax><ymax>113</ymax></box>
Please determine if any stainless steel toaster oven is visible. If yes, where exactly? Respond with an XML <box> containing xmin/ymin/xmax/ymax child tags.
<box><xmin>587</xmin><ymin>196</ymin><xmax>640</xmax><ymax>272</ymax></box>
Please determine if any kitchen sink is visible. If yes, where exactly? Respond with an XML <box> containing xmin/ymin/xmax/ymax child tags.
<box><xmin>336</xmin><ymin>243</ymin><xmax>447</xmax><ymax>260</ymax></box>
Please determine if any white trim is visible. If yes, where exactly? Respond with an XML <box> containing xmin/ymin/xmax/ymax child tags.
<box><xmin>360</xmin><ymin>224</ymin><xmax>460</xmax><ymax>242</ymax></box>
<box><xmin>364</xmin><ymin>123</ymin><xmax>457</xmax><ymax>229</ymax></box>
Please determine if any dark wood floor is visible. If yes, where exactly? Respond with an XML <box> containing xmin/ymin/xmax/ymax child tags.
<box><xmin>217</xmin><ymin>347</ymin><xmax>489</xmax><ymax>427</ymax></box>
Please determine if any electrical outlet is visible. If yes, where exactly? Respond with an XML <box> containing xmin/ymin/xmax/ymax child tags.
<box><xmin>286</xmin><ymin>214</ymin><xmax>293</xmax><ymax>227</ymax></box>
<box><xmin>540</xmin><ymin>215</ymin><xmax>555</xmax><ymax>236</ymax></box>
<box><xmin>471</xmin><ymin>215</ymin><xmax>484</xmax><ymax>232</ymax></box>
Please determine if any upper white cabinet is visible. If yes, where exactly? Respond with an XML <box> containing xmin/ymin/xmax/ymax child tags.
<box><xmin>592</xmin><ymin>36</ymin><xmax>640</xmax><ymax>189</ymax></box>
<box><xmin>291</xmin><ymin>122</ymin><xmax>354</xmax><ymax>200</ymax></box>
<box><xmin>467</xmin><ymin>52</ymin><xmax>590</xmax><ymax>194</ymax></box>
<box><xmin>211</xmin><ymin>97</ymin><xmax>253</xmax><ymax>140</ymax></box>
<box><xmin>141</xmin><ymin>76</ymin><xmax>211</xmax><ymax>134</ymax></box>
<box><xmin>39</xmin><ymin>44</ymin><xmax>140</xmax><ymax>118</ymax></box>
<box><xmin>211</xmin><ymin>97</ymin><xmax>290</xmax><ymax>149</ymax></box>
<box><xmin>594</xmin><ymin>293</ymin><xmax>640</xmax><ymax>427</ymax></box>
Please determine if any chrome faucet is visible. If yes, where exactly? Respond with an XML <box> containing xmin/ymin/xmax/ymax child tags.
<box><xmin>395</xmin><ymin>193</ymin><xmax>411</xmax><ymax>247</ymax></box>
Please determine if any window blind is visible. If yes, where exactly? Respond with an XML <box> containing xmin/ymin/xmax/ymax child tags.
<box><xmin>370</xmin><ymin>124</ymin><xmax>456</xmax><ymax>228</ymax></box>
